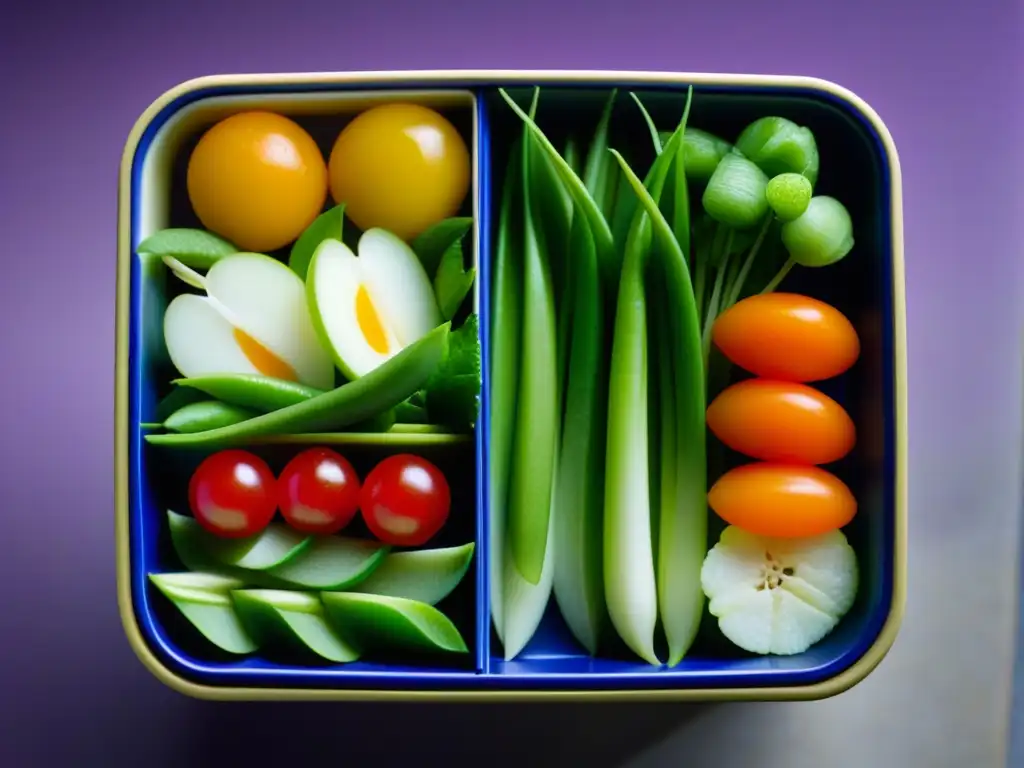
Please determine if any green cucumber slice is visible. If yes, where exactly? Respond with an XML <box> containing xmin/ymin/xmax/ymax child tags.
<box><xmin>167</xmin><ymin>510</ymin><xmax>311</xmax><ymax>571</ymax></box>
<box><xmin>148</xmin><ymin>571</ymin><xmax>246</xmax><ymax>594</ymax></box>
<box><xmin>350</xmin><ymin>543</ymin><xmax>475</xmax><ymax>605</ymax></box>
<box><xmin>265</xmin><ymin>535</ymin><xmax>389</xmax><ymax>590</ymax></box>
<box><xmin>231</xmin><ymin>589</ymin><xmax>360</xmax><ymax>663</ymax></box>
<box><xmin>320</xmin><ymin>593</ymin><xmax>468</xmax><ymax>655</ymax></box>
<box><xmin>147</xmin><ymin>572</ymin><xmax>257</xmax><ymax>654</ymax></box>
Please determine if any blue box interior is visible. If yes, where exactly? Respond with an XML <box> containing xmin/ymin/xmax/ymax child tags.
<box><xmin>127</xmin><ymin>76</ymin><xmax>897</xmax><ymax>692</ymax></box>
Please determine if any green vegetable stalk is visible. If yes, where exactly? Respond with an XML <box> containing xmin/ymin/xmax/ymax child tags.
<box><xmin>505</xmin><ymin>93</ymin><xmax>559</xmax><ymax>587</ymax></box>
<box><xmin>603</xmin><ymin>93</ymin><xmax>706</xmax><ymax>667</ymax></box>
<box><xmin>497</xmin><ymin>88</ymin><xmax>621</xmax><ymax>658</ymax></box>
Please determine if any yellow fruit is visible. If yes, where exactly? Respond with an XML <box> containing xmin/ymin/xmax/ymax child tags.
<box><xmin>328</xmin><ymin>104</ymin><xmax>471</xmax><ymax>241</ymax></box>
<box><xmin>186</xmin><ymin>111</ymin><xmax>328</xmax><ymax>253</ymax></box>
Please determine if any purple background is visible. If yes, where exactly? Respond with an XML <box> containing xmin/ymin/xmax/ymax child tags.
<box><xmin>2</xmin><ymin>0</ymin><xmax>1022</xmax><ymax>764</ymax></box>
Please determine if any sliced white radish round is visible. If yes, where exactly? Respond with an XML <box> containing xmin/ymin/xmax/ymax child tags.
<box><xmin>701</xmin><ymin>525</ymin><xmax>859</xmax><ymax>656</ymax></box>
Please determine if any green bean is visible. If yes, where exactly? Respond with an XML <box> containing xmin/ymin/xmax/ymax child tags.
<box><xmin>734</xmin><ymin>116</ymin><xmax>820</xmax><ymax>187</ymax></box>
<box><xmin>145</xmin><ymin>324</ymin><xmax>449</xmax><ymax>449</ymax></box>
<box><xmin>136</xmin><ymin>228</ymin><xmax>237</xmax><ymax>270</ymax></box>
<box><xmin>154</xmin><ymin>386</ymin><xmax>206</xmax><ymax>422</ymax></box>
<box><xmin>394</xmin><ymin>400</ymin><xmax>428</xmax><ymax>424</ymax></box>
<box><xmin>162</xmin><ymin>400</ymin><xmax>259</xmax><ymax>433</ymax></box>
<box><xmin>612</xmin><ymin>144</ymin><xmax>709</xmax><ymax>667</ymax></box>
<box><xmin>506</xmin><ymin>89</ymin><xmax>559</xmax><ymax>586</ymax></box>
<box><xmin>766</xmin><ymin>172</ymin><xmax>813</xmax><ymax>222</ymax></box>
<box><xmin>488</xmin><ymin>134</ymin><xmax>525</xmax><ymax>645</ymax></box>
<box><xmin>702</xmin><ymin>154</ymin><xmax>769</xmax><ymax>229</ymax></box>
<box><xmin>171</xmin><ymin>374</ymin><xmax>325</xmax><ymax>413</ymax></box>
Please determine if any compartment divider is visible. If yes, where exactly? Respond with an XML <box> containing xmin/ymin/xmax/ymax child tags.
<box><xmin>474</xmin><ymin>90</ymin><xmax>493</xmax><ymax>676</ymax></box>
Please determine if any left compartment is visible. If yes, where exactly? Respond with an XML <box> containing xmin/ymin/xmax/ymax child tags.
<box><xmin>119</xmin><ymin>84</ymin><xmax>485</xmax><ymax>690</ymax></box>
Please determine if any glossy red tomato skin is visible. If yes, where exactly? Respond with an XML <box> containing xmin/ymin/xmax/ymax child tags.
<box><xmin>188</xmin><ymin>450</ymin><xmax>278</xmax><ymax>539</ymax></box>
<box><xmin>359</xmin><ymin>454</ymin><xmax>451</xmax><ymax>546</ymax></box>
<box><xmin>276</xmin><ymin>448</ymin><xmax>361</xmax><ymax>535</ymax></box>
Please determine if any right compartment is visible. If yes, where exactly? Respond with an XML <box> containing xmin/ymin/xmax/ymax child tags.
<box><xmin>479</xmin><ymin>80</ymin><xmax>902</xmax><ymax>691</ymax></box>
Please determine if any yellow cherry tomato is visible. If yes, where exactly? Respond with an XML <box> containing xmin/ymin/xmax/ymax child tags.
<box><xmin>328</xmin><ymin>104</ymin><xmax>471</xmax><ymax>241</ymax></box>
<box><xmin>186</xmin><ymin>111</ymin><xmax>328</xmax><ymax>253</ymax></box>
<box><xmin>712</xmin><ymin>293</ymin><xmax>860</xmax><ymax>382</ymax></box>
<box><xmin>708</xmin><ymin>463</ymin><xmax>857</xmax><ymax>538</ymax></box>
<box><xmin>706</xmin><ymin>379</ymin><xmax>856</xmax><ymax>465</ymax></box>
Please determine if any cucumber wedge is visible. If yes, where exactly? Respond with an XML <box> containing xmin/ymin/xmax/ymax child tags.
<box><xmin>167</xmin><ymin>510</ymin><xmax>311</xmax><ymax>571</ymax></box>
<box><xmin>350</xmin><ymin>543</ymin><xmax>475</xmax><ymax>605</ymax></box>
<box><xmin>147</xmin><ymin>572</ymin><xmax>257</xmax><ymax>654</ymax></box>
<box><xmin>231</xmin><ymin>589</ymin><xmax>360</xmax><ymax>663</ymax></box>
<box><xmin>265</xmin><ymin>535</ymin><xmax>389</xmax><ymax>590</ymax></box>
<box><xmin>321</xmin><ymin>593</ymin><xmax>468</xmax><ymax>655</ymax></box>
<box><xmin>148</xmin><ymin>571</ymin><xmax>246</xmax><ymax>594</ymax></box>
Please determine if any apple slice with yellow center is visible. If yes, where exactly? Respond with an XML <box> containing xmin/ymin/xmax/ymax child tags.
<box><xmin>306</xmin><ymin>228</ymin><xmax>442</xmax><ymax>380</ymax></box>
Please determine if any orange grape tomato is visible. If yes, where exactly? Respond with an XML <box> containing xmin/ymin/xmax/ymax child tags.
<box><xmin>186</xmin><ymin>111</ymin><xmax>328</xmax><ymax>253</ymax></box>
<box><xmin>711</xmin><ymin>293</ymin><xmax>860</xmax><ymax>382</ymax></box>
<box><xmin>706</xmin><ymin>379</ymin><xmax>856</xmax><ymax>465</ymax></box>
<box><xmin>328</xmin><ymin>103</ymin><xmax>471</xmax><ymax>241</ymax></box>
<box><xmin>708</xmin><ymin>463</ymin><xmax>856</xmax><ymax>538</ymax></box>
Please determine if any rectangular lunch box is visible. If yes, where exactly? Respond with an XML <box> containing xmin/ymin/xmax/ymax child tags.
<box><xmin>115</xmin><ymin>70</ymin><xmax>907</xmax><ymax>702</ymax></box>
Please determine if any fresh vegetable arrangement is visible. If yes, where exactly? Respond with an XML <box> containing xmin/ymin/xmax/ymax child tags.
<box><xmin>488</xmin><ymin>86</ymin><xmax>863</xmax><ymax>665</ymax></box>
<box><xmin>138</xmin><ymin>103</ymin><xmax>480</xmax><ymax>668</ymax></box>
<box><xmin>139</xmin><ymin>105</ymin><xmax>480</xmax><ymax>448</ymax></box>
<box><xmin>130</xmin><ymin>84</ymin><xmax>886</xmax><ymax>680</ymax></box>
<box><xmin>152</xmin><ymin>448</ymin><xmax>474</xmax><ymax>661</ymax></box>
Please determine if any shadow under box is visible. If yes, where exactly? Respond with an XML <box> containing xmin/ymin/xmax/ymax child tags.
<box><xmin>116</xmin><ymin>72</ymin><xmax>905</xmax><ymax>701</ymax></box>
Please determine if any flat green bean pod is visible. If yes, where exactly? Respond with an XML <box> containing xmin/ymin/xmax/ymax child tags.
<box><xmin>161</xmin><ymin>400</ymin><xmax>258</xmax><ymax>433</ymax></box>
<box><xmin>146</xmin><ymin>323</ymin><xmax>450</xmax><ymax>449</ymax></box>
<box><xmin>172</xmin><ymin>374</ymin><xmax>325</xmax><ymax>413</ymax></box>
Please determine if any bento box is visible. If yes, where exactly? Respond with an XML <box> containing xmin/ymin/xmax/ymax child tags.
<box><xmin>115</xmin><ymin>70</ymin><xmax>907</xmax><ymax>702</ymax></box>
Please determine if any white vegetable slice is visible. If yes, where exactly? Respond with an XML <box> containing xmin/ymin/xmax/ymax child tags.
<box><xmin>701</xmin><ymin>525</ymin><xmax>859</xmax><ymax>656</ymax></box>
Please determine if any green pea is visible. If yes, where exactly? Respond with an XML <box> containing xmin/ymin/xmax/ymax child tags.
<box><xmin>766</xmin><ymin>173</ymin><xmax>813</xmax><ymax>222</ymax></box>
<box><xmin>172</xmin><ymin>375</ymin><xmax>325</xmax><ymax>413</ymax></box>
<box><xmin>145</xmin><ymin>323</ymin><xmax>451</xmax><ymax>449</ymax></box>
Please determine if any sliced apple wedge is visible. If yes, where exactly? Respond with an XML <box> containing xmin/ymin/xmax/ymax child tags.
<box><xmin>148</xmin><ymin>572</ymin><xmax>256</xmax><ymax>654</ymax></box>
<box><xmin>350</xmin><ymin>543</ymin><xmax>474</xmax><ymax>605</ymax></box>
<box><xmin>320</xmin><ymin>593</ymin><xmax>468</xmax><ymax>655</ymax></box>
<box><xmin>231</xmin><ymin>589</ymin><xmax>360</xmax><ymax>663</ymax></box>
<box><xmin>307</xmin><ymin>229</ymin><xmax>442</xmax><ymax>380</ymax></box>
<box><xmin>164</xmin><ymin>252</ymin><xmax>334</xmax><ymax>390</ymax></box>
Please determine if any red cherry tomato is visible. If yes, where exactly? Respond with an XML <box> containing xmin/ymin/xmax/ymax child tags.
<box><xmin>188</xmin><ymin>450</ymin><xmax>278</xmax><ymax>538</ymax></box>
<box><xmin>359</xmin><ymin>454</ymin><xmax>450</xmax><ymax>546</ymax></box>
<box><xmin>277</xmin><ymin>448</ymin><xmax>361</xmax><ymax>534</ymax></box>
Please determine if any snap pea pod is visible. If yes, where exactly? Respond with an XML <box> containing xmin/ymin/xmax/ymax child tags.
<box><xmin>394</xmin><ymin>400</ymin><xmax>429</xmax><ymax>424</ymax></box>
<box><xmin>145</xmin><ymin>324</ymin><xmax>450</xmax><ymax>449</ymax></box>
<box><xmin>171</xmin><ymin>375</ymin><xmax>325</xmax><ymax>413</ymax></box>
<box><xmin>159</xmin><ymin>400</ymin><xmax>259</xmax><ymax>433</ymax></box>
